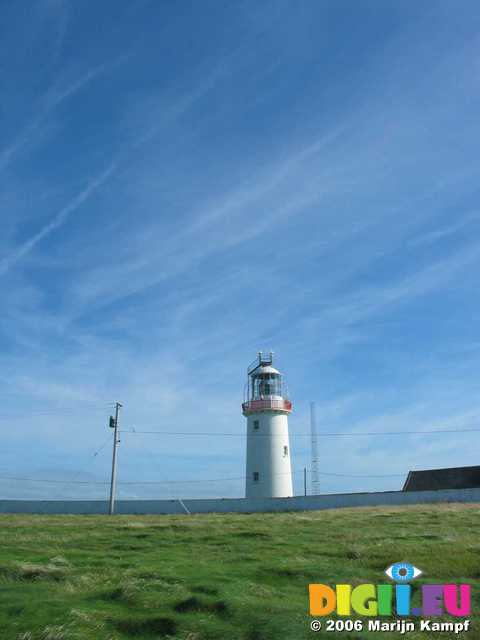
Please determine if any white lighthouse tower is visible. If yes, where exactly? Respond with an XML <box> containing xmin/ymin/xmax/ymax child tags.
<box><xmin>242</xmin><ymin>352</ymin><xmax>293</xmax><ymax>498</ymax></box>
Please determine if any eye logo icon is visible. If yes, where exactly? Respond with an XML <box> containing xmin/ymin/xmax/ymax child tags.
<box><xmin>385</xmin><ymin>562</ymin><xmax>422</xmax><ymax>582</ymax></box>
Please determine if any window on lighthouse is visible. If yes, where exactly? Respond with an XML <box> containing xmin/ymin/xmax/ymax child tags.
<box><xmin>253</xmin><ymin>472</ymin><xmax>259</xmax><ymax>482</ymax></box>
<box><xmin>253</xmin><ymin>420</ymin><xmax>259</xmax><ymax>430</ymax></box>
<box><xmin>252</xmin><ymin>372</ymin><xmax>283</xmax><ymax>399</ymax></box>
<box><xmin>283</xmin><ymin>445</ymin><xmax>288</xmax><ymax>457</ymax></box>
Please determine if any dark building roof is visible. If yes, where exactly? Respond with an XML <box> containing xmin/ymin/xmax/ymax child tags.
<box><xmin>403</xmin><ymin>465</ymin><xmax>480</xmax><ymax>491</ymax></box>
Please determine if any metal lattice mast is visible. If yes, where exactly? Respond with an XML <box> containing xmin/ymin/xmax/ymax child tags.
<box><xmin>310</xmin><ymin>401</ymin><xmax>319</xmax><ymax>495</ymax></box>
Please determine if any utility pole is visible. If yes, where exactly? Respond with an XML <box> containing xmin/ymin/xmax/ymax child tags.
<box><xmin>304</xmin><ymin>467</ymin><xmax>307</xmax><ymax>496</ymax></box>
<box><xmin>108</xmin><ymin>402</ymin><xmax>122</xmax><ymax>515</ymax></box>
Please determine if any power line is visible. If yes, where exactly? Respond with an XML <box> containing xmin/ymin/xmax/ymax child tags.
<box><xmin>0</xmin><ymin>475</ymin><xmax>109</xmax><ymax>485</ymax></box>
<box><xmin>119</xmin><ymin>428</ymin><xmax>480</xmax><ymax>437</ymax></box>
<box><xmin>93</xmin><ymin>434</ymin><xmax>113</xmax><ymax>458</ymax></box>
<box><xmin>49</xmin><ymin>433</ymin><xmax>115</xmax><ymax>497</ymax></box>
<box><xmin>0</xmin><ymin>468</ymin><xmax>407</xmax><ymax>486</ymax></box>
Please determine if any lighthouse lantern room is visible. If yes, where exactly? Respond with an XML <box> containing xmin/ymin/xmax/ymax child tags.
<box><xmin>242</xmin><ymin>352</ymin><xmax>293</xmax><ymax>498</ymax></box>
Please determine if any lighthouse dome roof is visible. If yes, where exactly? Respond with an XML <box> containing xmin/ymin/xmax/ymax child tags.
<box><xmin>252</xmin><ymin>365</ymin><xmax>281</xmax><ymax>376</ymax></box>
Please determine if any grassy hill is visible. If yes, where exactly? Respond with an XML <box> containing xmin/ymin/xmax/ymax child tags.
<box><xmin>0</xmin><ymin>503</ymin><xmax>478</xmax><ymax>639</ymax></box>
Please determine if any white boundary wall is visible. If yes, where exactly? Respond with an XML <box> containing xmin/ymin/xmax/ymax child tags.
<box><xmin>0</xmin><ymin>487</ymin><xmax>479</xmax><ymax>515</ymax></box>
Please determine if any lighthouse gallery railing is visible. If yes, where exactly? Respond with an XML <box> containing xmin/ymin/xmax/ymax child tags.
<box><xmin>242</xmin><ymin>398</ymin><xmax>292</xmax><ymax>413</ymax></box>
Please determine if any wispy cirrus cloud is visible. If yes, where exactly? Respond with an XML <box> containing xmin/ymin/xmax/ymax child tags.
<box><xmin>48</xmin><ymin>53</ymin><xmax>133</xmax><ymax>108</ymax></box>
<box><xmin>0</xmin><ymin>50</ymin><xmax>128</xmax><ymax>174</ymax></box>
<box><xmin>1</xmin><ymin>1</ymin><xmax>480</xmax><ymax>500</ymax></box>
<box><xmin>0</xmin><ymin>163</ymin><xmax>117</xmax><ymax>276</ymax></box>
<box><xmin>409</xmin><ymin>211</ymin><xmax>480</xmax><ymax>247</ymax></box>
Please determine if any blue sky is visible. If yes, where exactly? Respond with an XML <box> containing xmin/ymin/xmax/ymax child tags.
<box><xmin>2</xmin><ymin>0</ymin><xmax>480</xmax><ymax>500</ymax></box>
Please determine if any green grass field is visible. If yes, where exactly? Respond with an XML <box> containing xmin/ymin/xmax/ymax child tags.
<box><xmin>0</xmin><ymin>503</ymin><xmax>478</xmax><ymax>640</ymax></box>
